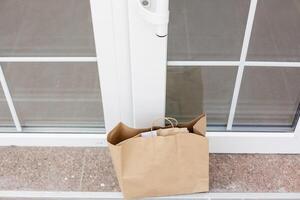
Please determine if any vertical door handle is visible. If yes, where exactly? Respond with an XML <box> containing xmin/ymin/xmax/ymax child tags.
<box><xmin>136</xmin><ymin>0</ymin><xmax>169</xmax><ymax>37</ymax></box>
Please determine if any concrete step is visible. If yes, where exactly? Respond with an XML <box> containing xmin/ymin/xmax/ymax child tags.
<box><xmin>0</xmin><ymin>147</ymin><xmax>299</xmax><ymax>192</ymax></box>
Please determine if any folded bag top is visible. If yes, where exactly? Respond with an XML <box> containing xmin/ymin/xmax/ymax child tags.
<box><xmin>107</xmin><ymin>114</ymin><xmax>209</xmax><ymax>199</ymax></box>
<box><xmin>107</xmin><ymin>113</ymin><xmax>206</xmax><ymax>145</ymax></box>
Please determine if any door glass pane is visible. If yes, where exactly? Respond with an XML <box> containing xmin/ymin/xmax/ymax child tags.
<box><xmin>0</xmin><ymin>0</ymin><xmax>95</xmax><ymax>56</ymax></box>
<box><xmin>247</xmin><ymin>0</ymin><xmax>300</xmax><ymax>61</ymax></box>
<box><xmin>168</xmin><ymin>0</ymin><xmax>250</xmax><ymax>61</ymax></box>
<box><xmin>234</xmin><ymin>67</ymin><xmax>300</xmax><ymax>131</ymax></box>
<box><xmin>0</xmin><ymin>87</ymin><xmax>13</xmax><ymax>126</ymax></box>
<box><xmin>2</xmin><ymin>63</ymin><xmax>103</xmax><ymax>127</ymax></box>
<box><xmin>166</xmin><ymin>66</ymin><xmax>237</xmax><ymax>128</ymax></box>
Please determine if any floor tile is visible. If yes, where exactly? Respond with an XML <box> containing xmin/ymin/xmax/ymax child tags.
<box><xmin>80</xmin><ymin>148</ymin><xmax>120</xmax><ymax>192</ymax></box>
<box><xmin>0</xmin><ymin>147</ymin><xmax>50</xmax><ymax>190</ymax></box>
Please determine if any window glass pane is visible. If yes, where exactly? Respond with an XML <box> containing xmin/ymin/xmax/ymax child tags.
<box><xmin>168</xmin><ymin>0</ymin><xmax>250</xmax><ymax>61</ymax></box>
<box><xmin>166</xmin><ymin>66</ymin><xmax>237</xmax><ymax>128</ymax></box>
<box><xmin>247</xmin><ymin>0</ymin><xmax>300</xmax><ymax>61</ymax></box>
<box><xmin>2</xmin><ymin>62</ymin><xmax>103</xmax><ymax>127</ymax></box>
<box><xmin>0</xmin><ymin>0</ymin><xmax>95</xmax><ymax>56</ymax></box>
<box><xmin>234</xmin><ymin>67</ymin><xmax>300</xmax><ymax>130</ymax></box>
<box><xmin>0</xmin><ymin>87</ymin><xmax>13</xmax><ymax>126</ymax></box>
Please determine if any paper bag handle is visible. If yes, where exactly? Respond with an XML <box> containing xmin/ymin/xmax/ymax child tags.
<box><xmin>151</xmin><ymin>117</ymin><xmax>178</xmax><ymax>131</ymax></box>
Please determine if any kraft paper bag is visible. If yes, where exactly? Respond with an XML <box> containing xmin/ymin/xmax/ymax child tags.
<box><xmin>157</xmin><ymin>127</ymin><xmax>189</xmax><ymax>136</ymax></box>
<box><xmin>107</xmin><ymin>114</ymin><xmax>209</xmax><ymax>199</ymax></box>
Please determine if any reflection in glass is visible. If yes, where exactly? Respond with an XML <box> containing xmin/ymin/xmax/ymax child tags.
<box><xmin>0</xmin><ymin>86</ymin><xmax>14</xmax><ymax>126</ymax></box>
<box><xmin>234</xmin><ymin>67</ymin><xmax>300</xmax><ymax>130</ymax></box>
<box><xmin>166</xmin><ymin>66</ymin><xmax>237</xmax><ymax>127</ymax></box>
<box><xmin>0</xmin><ymin>0</ymin><xmax>95</xmax><ymax>56</ymax></box>
<box><xmin>248</xmin><ymin>0</ymin><xmax>300</xmax><ymax>61</ymax></box>
<box><xmin>2</xmin><ymin>63</ymin><xmax>104</xmax><ymax>127</ymax></box>
<box><xmin>168</xmin><ymin>0</ymin><xmax>250</xmax><ymax>61</ymax></box>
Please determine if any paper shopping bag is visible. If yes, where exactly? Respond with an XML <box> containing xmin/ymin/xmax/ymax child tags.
<box><xmin>107</xmin><ymin>114</ymin><xmax>209</xmax><ymax>199</ymax></box>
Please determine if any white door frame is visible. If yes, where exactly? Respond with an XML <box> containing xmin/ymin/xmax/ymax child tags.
<box><xmin>0</xmin><ymin>0</ymin><xmax>299</xmax><ymax>154</ymax></box>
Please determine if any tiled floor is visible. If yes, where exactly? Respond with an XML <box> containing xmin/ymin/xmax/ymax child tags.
<box><xmin>0</xmin><ymin>147</ymin><xmax>299</xmax><ymax>192</ymax></box>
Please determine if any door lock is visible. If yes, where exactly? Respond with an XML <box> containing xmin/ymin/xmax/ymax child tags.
<box><xmin>137</xmin><ymin>0</ymin><xmax>169</xmax><ymax>37</ymax></box>
<box><xmin>141</xmin><ymin>0</ymin><xmax>150</xmax><ymax>7</ymax></box>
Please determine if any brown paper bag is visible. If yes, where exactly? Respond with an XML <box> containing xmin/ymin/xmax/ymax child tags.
<box><xmin>157</xmin><ymin>127</ymin><xmax>189</xmax><ymax>136</ymax></box>
<box><xmin>107</xmin><ymin>114</ymin><xmax>209</xmax><ymax>199</ymax></box>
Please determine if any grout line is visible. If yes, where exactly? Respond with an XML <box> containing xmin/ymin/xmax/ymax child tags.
<box><xmin>79</xmin><ymin>149</ymin><xmax>87</xmax><ymax>190</ymax></box>
<box><xmin>46</xmin><ymin>148</ymin><xmax>51</xmax><ymax>189</ymax></box>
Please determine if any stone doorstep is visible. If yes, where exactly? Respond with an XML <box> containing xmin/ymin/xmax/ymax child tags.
<box><xmin>0</xmin><ymin>147</ymin><xmax>299</xmax><ymax>192</ymax></box>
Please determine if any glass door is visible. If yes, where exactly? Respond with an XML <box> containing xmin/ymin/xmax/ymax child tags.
<box><xmin>128</xmin><ymin>0</ymin><xmax>300</xmax><ymax>153</ymax></box>
<box><xmin>1</xmin><ymin>0</ymin><xmax>299</xmax><ymax>152</ymax></box>
<box><xmin>0</xmin><ymin>0</ymin><xmax>122</xmax><ymax>133</ymax></box>
<box><xmin>167</xmin><ymin>0</ymin><xmax>300</xmax><ymax>132</ymax></box>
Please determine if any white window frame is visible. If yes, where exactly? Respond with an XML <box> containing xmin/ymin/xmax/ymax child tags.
<box><xmin>0</xmin><ymin>0</ymin><xmax>299</xmax><ymax>154</ymax></box>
